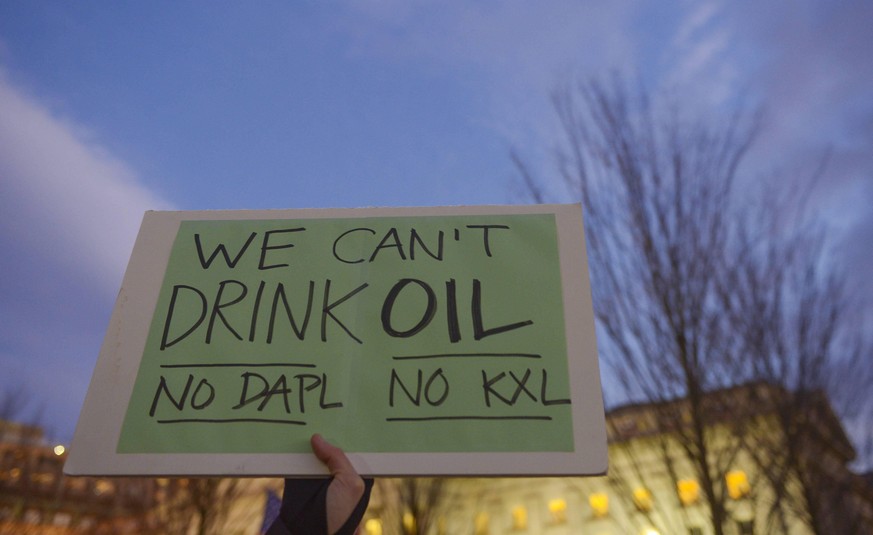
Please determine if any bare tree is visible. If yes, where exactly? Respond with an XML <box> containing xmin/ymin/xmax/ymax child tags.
<box><xmin>726</xmin><ymin>193</ymin><xmax>873</xmax><ymax>534</ymax></box>
<box><xmin>514</xmin><ymin>74</ymin><xmax>872</xmax><ymax>534</ymax></box>
<box><xmin>372</xmin><ymin>478</ymin><xmax>451</xmax><ymax>535</ymax></box>
<box><xmin>152</xmin><ymin>477</ymin><xmax>245</xmax><ymax>535</ymax></box>
<box><xmin>543</xmin><ymin>75</ymin><xmax>756</xmax><ymax>535</ymax></box>
<box><xmin>0</xmin><ymin>377</ymin><xmax>45</xmax><ymax>428</ymax></box>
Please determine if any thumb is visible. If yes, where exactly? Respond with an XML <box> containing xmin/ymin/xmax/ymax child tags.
<box><xmin>311</xmin><ymin>433</ymin><xmax>357</xmax><ymax>477</ymax></box>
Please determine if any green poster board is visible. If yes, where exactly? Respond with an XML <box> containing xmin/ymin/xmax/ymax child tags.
<box><xmin>66</xmin><ymin>205</ymin><xmax>606</xmax><ymax>476</ymax></box>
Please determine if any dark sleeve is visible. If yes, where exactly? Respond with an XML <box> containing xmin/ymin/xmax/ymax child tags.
<box><xmin>267</xmin><ymin>477</ymin><xmax>374</xmax><ymax>535</ymax></box>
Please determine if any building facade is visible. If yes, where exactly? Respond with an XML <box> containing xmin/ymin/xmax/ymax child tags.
<box><xmin>3</xmin><ymin>382</ymin><xmax>871</xmax><ymax>535</ymax></box>
<box><xmin>361</xmin><ymin>383</ymin><xmax>873</xmax><ymax>535</ymax></box>
<box><xmin>0</xmin><ymin>419</ymin><xmax>282</xmax><ymax>534</ymax></box>
<box><xmin>0</xmin><ymin>420</ymin><xmax>162</xmax><ymax>533</ymax></box>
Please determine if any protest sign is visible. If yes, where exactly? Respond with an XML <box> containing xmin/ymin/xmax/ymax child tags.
<box><xmin>65</xmin><ymin>204</ymin><xmax>606</xmax><ymax>476</ymax></box>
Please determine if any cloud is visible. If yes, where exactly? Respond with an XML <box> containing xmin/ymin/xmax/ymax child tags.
<box><xmin>652</xmin><ymin>1</ymin><xmax>873</xmax><ymax>323</ymax></box>
<box><xmin>337</xmin><ymin>0</ymin><xmax>639</xmax><ymax>162</ymax></box>
<box><xmin>337</xmin><ymin>0</ymin><xmax>872</xmax><ymax>297</ymax></box>
<box><xmin>0</xmin><ymin>69</ymin><xmax>173</xmax><ymax>439</ymax></box>
<box><xmin>671</xmin><ymin>1</ymin><xmax>720</xmax><ymax>48</ymax></box>
<box><xmin>736</xmin><ymin>0</ymin><xmax>873</xmax><ymax>152</ymax></box>
<box><xmin>662</xmin><ymin>2</ymin><xmax>734</xmax><ymax>105</ymax></box>
<box><xmin>0</xmin><ymin>71</ymin><xmax>174</xmax><ymax>294</ymax></box>
<box><xmin>724</xmin><ymin>1</ymin><xmax>873</xmax><ymax>311</ymax></box>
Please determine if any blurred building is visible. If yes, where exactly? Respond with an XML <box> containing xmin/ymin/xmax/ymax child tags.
<box><xmin>4</xmin><ymin>381</ymin><xmax>872</xmax><ymax>535</ymax></box>
<box><xmin>0</xmin><ymin>419</ymin><xmax>161</xmax><ymax>534</ymax></box>
<box><xmin>0</xmin><ymin>418</ymin><xmax>283</xmax><ymax>535</ymax></box>
<box><xmin>362</xmin><ymin>383</ymin><xmax>873</xmax><ymax>535</ymax></box>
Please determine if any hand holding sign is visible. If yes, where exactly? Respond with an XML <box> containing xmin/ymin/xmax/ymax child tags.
<box><xmin>311</xmin><ymin>434</ymin><xmax>371</xmax><ymax>534</ymax></box>
<box><xmin>268</xmin><ymin>434</ymin><xmax>372</xmax><ymax>535</ymax></box>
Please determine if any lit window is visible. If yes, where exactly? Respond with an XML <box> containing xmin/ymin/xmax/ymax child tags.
<box><xmin>589</xmin><ymin>492</ymin><xmax>609</xmax><ymax>517</ymax></box>
<box><xmin>511</xmin><ymin>506</ymin><xmax>528</xmax><ymax>530</ymax></box>
<box><xmin>632</xmin><ymin>488</ymin><xmax>653</xmax><ymax>512</ymax></box>
<box><xmin>677</xmin><ymin>479</ymin><xmax>700</xmax><ymax>506</ymax></box>
<box><xmin>94</xmin><ymin>479</ymin><xmax>115</xmax><ymax>496</ymax></box>
<box><xmin>33</xmin><ymin>472</ymin><xmax>55</xmax><ymax>486</ymax></box>
<box><xmin>726</xmin><ymin>470</ymin><xmax>750</xmax><ymax>500</ymax></box>
<box><xmin>364</xmin><ymin>518</ymin><xmax>383</xmax><ymax>535</ymax></box>
<box><xmin>548</xmin><ymin>498</ymin><xmax>568</xmax><ymax>524</ymax></box>
<box><xmin>402</xmin><ymin>512</ymin><xmax>416</xmax><ymax>535</ymax></box>
<box><xmin>474</xmin><ymin>512</ymin><xmax>489</xmax><ymax>535</ymax></box>
<box><xmin>53</xmin><ymin>445</ymin><xmax>66</xmax><ymax>456</ymax></box>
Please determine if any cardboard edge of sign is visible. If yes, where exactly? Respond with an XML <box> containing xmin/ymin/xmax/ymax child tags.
<box><xmin>64</xmin><ymin>203</ymin><xmax>608</xmax><ymax>478</ymax></box>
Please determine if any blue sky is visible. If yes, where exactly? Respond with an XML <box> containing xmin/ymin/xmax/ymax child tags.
<box><xmin>1</xmin><ymin>1</ymin><xmax>871</xmax><ymax>445</ymax></box>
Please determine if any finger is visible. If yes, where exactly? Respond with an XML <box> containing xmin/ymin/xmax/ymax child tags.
<box><xmin>311</xmin><ymin>433</ymin><xmax>357</xmax><ymax>477</ymax></box>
